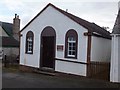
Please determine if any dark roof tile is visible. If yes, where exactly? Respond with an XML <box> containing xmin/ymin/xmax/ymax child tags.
<box><xmin>112</xmin><ymin>9</ymin><xmax>120</xmax><ymax>34</ymax></box>
<box><xmin>0</xmin><ymin>21</ymin><xmax>13</xmax><ymax>36</ymax></box>
<box><xmin>1</xmin><ymin>37</ymin><xmax>19</xmax><ymax>47</ymax></box>
<box><xmin>0</xmin><ymin>21</ymin><xmax>19</xmax><ymax>47</ymax></box>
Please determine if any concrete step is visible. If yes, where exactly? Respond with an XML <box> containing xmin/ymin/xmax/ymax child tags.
<box><xmin>40</xmin><ymin>67</ymin><xmax>55</xmax><ymax>73</ymax></box>
<box><xmin>33</xmin><ymin>69</ymin><xmax>56</xmax><ymax>76</ymax></box>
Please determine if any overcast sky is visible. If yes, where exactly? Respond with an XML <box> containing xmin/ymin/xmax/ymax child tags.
<box><xmin>0</xmin><ymin>0</ymin><xmax>119</xmax><ymax>32</ymax></box>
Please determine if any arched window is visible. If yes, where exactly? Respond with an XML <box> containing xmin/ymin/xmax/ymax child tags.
<box><xmin>25</xmin><ymin>31</ymin><xmax>34</xmax><ymax>54</ymax></box>
<box><xmin>65</xmin><ymin>29</ymin><xmax>78</xmax><ymax>59</ymax></box>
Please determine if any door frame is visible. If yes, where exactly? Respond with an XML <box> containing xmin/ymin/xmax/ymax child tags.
<box><xmin>40</xmin><ymin>26</ymin><xmax>56</xmax><ymax>70</ymax></box>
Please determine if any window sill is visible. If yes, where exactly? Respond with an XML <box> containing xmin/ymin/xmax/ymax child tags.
<box><xmin>65</xmin><ymin>56</ymin><xmax>77</xmax><ymax>59</ymax></box>
<box><xmin>25</xmin><ymin>52</ymin><xmax>33</xmax><ymax>54</ymax></box>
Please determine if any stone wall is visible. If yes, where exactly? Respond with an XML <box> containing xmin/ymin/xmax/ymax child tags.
<box><xmin>2</xmin><ymin>47</ymin><xmax>19</xmax><ymax>62</ymax></box>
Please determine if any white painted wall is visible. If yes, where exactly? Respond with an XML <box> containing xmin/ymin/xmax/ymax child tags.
<box><xmin>20</xmin><ymin>5</ymin><xmax>88</xmax><ymax>75</ymax></box>
<box><xmin>55</xmin><ymin>60</ymin><xmax>87</xmax><ymax>76</ymax></box>
<box><xmin>20</xmin><ymin>31</ymin><xmax>40</xmax><ymax>68</ymax></box>
<box><xmin>110</xmin><ymin>35</ymin><xmax>120</xmax><ymax>82</ymax></box>
<box><xmin>110</xmin><ymin>36</ymin><xmax>115</xmax><ymax>82</ymax></box>
<box><xmin>91</xmin><ymin>36</ymin><xmax>111</xmax><ymax>62</ymax></box>
<box><xmin>118</xmin><ymin>37</ymin><xmax>120</xmax><ymax>82</ymax></box>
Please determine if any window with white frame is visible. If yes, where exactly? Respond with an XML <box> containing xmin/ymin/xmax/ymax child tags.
<box><xmin>65</xmin><ymin>29</ymin><xmax>78</xmax><ymax>58</ymax></box>
<box><xmin>27</xmin><ymin>37</ymin><xmax>33</xmax><ymax>53</ymax></box>
<box><xmin>26</xmin><ymin>31</ymin><xmax>34</xmax><ymax>54</ymax></box>
<box><xmin>67</xmin><ymin>37</ymin><xmax>76</xmax><ymax>57</ymax></box>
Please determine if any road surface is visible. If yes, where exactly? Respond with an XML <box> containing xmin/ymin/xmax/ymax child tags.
<box><xmin>2</xmin><ymin>67</ymin><xmax>120</xmax><ymax>88</ymax></box>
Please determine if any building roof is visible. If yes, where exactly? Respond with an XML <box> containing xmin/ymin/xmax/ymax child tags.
<box><xmin>0</xmin><ymin>21</ymin><xmax>19</xmax><ymax>47</ymax></box>
<box><xmin>21</xmin><ymin>3</ymin><xmax>111</xmax><ymax>39</ymax></box>
<box><xmin>112</xmin><ymin>9</ymin><xmax>120</xmax><ymax>34</ymax></box>
<box><xmin>0</xmin><ymin>25</ymin><xmax>9</xmax><ymax>37</ymax></box>
<box><xmin>0</xmin><ymin>36</ymin><xmax>19</xmax><ymax>47</ymax></box>
<box><xmin>0</xmin><ymin>21</ymin><xmax>13</xmax><ymax>36</ymax></box>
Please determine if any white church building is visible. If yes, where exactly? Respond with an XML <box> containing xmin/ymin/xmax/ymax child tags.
<box><xmin>19</xmin><ymin>3</ymin><xmax>111</xmax><ymax>78</ymax></box>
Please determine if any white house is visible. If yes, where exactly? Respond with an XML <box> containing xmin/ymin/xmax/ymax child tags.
<box><xmin>110</xmin><ymin>4</ymin><xmax>120</xmax><ymax>83</ymax></box>
<box><xmin>0</xmin><ymin>14</ymin><xmax>20</xmax><ymax>60</ymax></box>
<box><xmin>20</xmin><ymin>3</ymin><xmax>111</xmax><ymax>78</ymax></box>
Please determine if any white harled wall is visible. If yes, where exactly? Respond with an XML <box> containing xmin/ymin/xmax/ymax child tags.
<box><xmin>20</xmin><ymin>6</ymin><xmax>88</xmax><ymax>76</ymax></box>
<box><xmin>118</xmin><ymin>37</ymin><xmax>120</xmax><ymax>82</ymax></box>
<box><xmin>91</xmin><ymin>36</ymin><xmax>111</xmax><ymax>62</ymax></box>
<box><xmin>110</xmin><ymin>35</ymin><xmax>120</xmax><ymax>82</ymax></box>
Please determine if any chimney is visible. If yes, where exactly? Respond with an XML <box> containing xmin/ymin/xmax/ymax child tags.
<box><xmin>13</xmin><ymin>14</ymin><xmax>20</xmax><ymax>41</ymax></box>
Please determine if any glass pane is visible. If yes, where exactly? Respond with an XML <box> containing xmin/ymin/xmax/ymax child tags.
<box><xmin>27</xmin><ymin>37</ymin><xmax>32</xmax><ymax>42</ymax></box>
<box><xmin>73</xmin><ymin>46</ymin><xmax>76</xmax><ymax>50</ymax></box>
<box><xmin>67</xmin><ymin>36</ymin><xmax>77</xmax><ymax>57</ymax></box>
<box><xmin>73</xmin><ymin>43</ymin><xmax>76</xmax><ymax>47</ymax></box>
<box><xmin>72</xmin><ymin>51</ymin><xmax>75</xmax><ymax>55</ymax></box>
<box><xmin>72</xmin><ymin>37</ymin><xmax>76</xmax><ymax>41</ymax></box>
<box><xmin>70</xmin><ymin>43</ymin><xmax>72</xmax><ymax>47</ymax></box>
<box><xmin>68</xmin><ymin>37</ymin><xmax>72</xmax><ymax>41</ymax></box>
<box><xmin>27</xmin><ymin>36</ymin><xmax>33</xmax><ymax>53</ymax></box>
<box><xmin>69</xmin><ymin>51</ymin><xmax>71</xmax><ymax>55</ymax></box>
<box><xmin>28</xmin><ymin>48</ymin><xmax>30</xmax><ymax>51</ymax></box>
<box><xmin>69</xmin><ymin>46</ymin><xmax>72</xmax><ymax>50</ymax></box>
<box><xmin>69</xmin><ymin>43</ymin><xmax>72</xmax><ymax>46</ymax></box>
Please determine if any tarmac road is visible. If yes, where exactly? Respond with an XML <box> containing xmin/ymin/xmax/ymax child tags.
<box><xmin>2</xmin><ymin>68</ymin><xmax>120</xmax><ymax>88</ymax></box>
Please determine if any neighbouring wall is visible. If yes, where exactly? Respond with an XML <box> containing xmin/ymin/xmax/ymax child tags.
<box><xmin>91</xmin><ymin>36</ymin><xmax>111</xmax><ymax>62</ymax></box>
<box><xmin>118</xmin><ymin>37</ymin><xmax>120</xmax><ymax>81</ymax></box>
<box><xmin>110</xmin><ymin>35</ymin><xmax>119</xmax><ymax>82</ymax></box>
<box><xmin>3</xmin><ymin>47</ymin><xmax>19</xmax><ymax>57</ymax></box>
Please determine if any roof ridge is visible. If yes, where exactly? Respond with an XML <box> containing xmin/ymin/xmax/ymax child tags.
<box><xmin>91</xmin><ymin>23</ymin><xmax>110</xmax><ymax>33</ymax></box>
<box><xmin>50</xmin><ymin>3</ymin><xmax>110</xmax><ymax>33</ymax></box>
<box><xmin>50</xmin><ymin>3</ymin><xmax>94</xmax><ymax>31</ymax></box>
<box><xmin>0</xmin><ymin>21</ymin><xmax>12</xmax><ymax>25</ymax></box>
<box><xmin>52</xmin><ymin>4</ymin><xmax>91</xmax><ymax>23</ymax></box>
<box><xmin>20</xmin><ymin>3</ymin><xmax>111</xmax><ymax>39</ymax></box>
<box><xmin>112</xmin><ymin>9</ymin><xmax>120</xmax><ymax>34</ymax></box>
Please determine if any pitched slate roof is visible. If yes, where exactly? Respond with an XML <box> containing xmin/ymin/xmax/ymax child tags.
<box><xmin>0</xmin><ymin>21</ymin><xmax>13</xmax><ymax>36</ymax></box>
<box><xmin>21</xmin><ymin>3</ymin><xmax>111</xmax><ymax>39</ymax></box>
<box><xmin>0</xmin><ymin>21</ymin><xmax>19</xmax><ymax>47</ymax></box>
<box><xmin>0</xmin><ymin>36</ymin><xmax>19</xmax><ymax>47</ymax></box>
<box><xmin>112</xmin><ymin>9</ymin><xmax>120</xmax><ymax>34</ymax></box>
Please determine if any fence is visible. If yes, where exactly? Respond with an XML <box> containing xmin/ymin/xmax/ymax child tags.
<box><xmin>87</xmin><ymin>61</ymin><xmax>110</xmax><ymax>80</ymax></box>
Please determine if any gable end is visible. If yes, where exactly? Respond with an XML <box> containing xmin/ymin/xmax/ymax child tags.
<box><xmin>20</xmin><ymin>3</ymin><xmax>111</xmax><ymax>39</ymax></box>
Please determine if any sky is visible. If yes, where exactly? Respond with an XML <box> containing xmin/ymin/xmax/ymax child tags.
<box><xmin>0</xmin><ymin>0</ymin><xmax>120</xmax><ymax>32</ymax></box>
